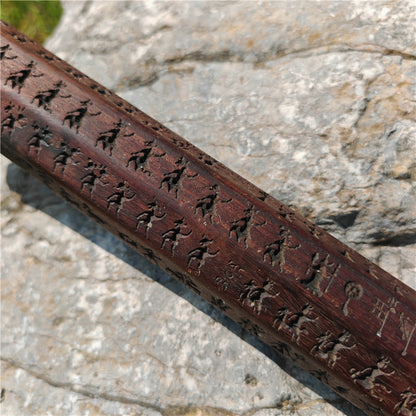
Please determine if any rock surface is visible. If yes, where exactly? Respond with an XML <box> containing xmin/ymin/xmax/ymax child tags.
<box><xmin>1</xmin><ymin>1</ymin><xmax>415</xmax><ymax>415</ymax></box>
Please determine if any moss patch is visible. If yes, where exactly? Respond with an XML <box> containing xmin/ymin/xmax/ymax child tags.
<box><xmin>1</xmin><ymin>1</ymin><xmax>63</xmax><ymax>44</ymax></box>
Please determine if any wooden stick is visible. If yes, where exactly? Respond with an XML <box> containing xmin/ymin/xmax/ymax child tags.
<box><xmin>1</xmin><ymin>20</ymin><xmax>415</xmax><ymax>416</ymax></box>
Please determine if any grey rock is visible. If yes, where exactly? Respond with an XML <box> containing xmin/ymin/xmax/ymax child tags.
<box><xmin>1</xmin><ymin>1</ymin><xmax>415</xmax><ymax>415</ymax></box>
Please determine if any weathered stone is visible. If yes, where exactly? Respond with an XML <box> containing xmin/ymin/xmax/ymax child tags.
<box><xmin>1</xmin><ymin>1</ymin><xmax>415</xmax><ymax>415</ymax></box>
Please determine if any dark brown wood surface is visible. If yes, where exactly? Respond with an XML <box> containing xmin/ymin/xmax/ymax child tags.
<box><xmin>1</xmin><ymin>21</ymin><xmax>415</xmax><ymax>416</ymax></box>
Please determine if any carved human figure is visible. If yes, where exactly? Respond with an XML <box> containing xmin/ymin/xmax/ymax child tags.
<box><xmin>0</xmin><ymin>44</ymin><xmax>17</xmax><ymax>60</ymax></box>
<box><xmin>187</xmin><ymin>236</ymin><xmax>219</xmax><ymax>271</ymax></box>
<box><xmin>311</xmin><ymin>330</ymin><xmax>356</xmax><ymax>368</ymax></box>
<box><xmin>31</xmin><ymin>80</ymin><xmax>71</xmax><ymax>112</ymax></box>
<box><xmin>63</xmin><ymin>99</ymin><xmax>101</xmax><ymax>133</ymax></box>
<box><xmin>160</xmin><ymin>157</ymin><xmax>198</xmax><ymax>198</ymax></box>
<box><xmin>161</xmin><ymin>218</ymin><xmax>192</xmax><ymax>255</ymax></box>
<box><xmin>195</xmin><ymin>184</ymin><xmax>231</xmax><ymax>223</ymax></box>
<box><xmin>394</xmin><ymin>389</ymin><xmax>416</xmax><ymax>416</ymax></box>
<box><xmin>301</xmin><ymin>252</ymin><xmax>340</xmax><ymax>297</ymax></box>
<box><xmin>106</xmin><ymin>181</ymin><xmax>136</xmax><ymax>214</ymax></box>
<box><xmin>126</xmin><ymin>140</ymin><xmax>166</xmax><ymax>174</ymax></box>
<box><xmin>53</xmin><ymin>144</ymin><xmax>81</xmax><ymax>174</ymax></box>
<box><xmin>27</xmin><ymin>122</ymin><xmax>52</xmax><ymax>155</ymax></box>
<box><xmin>263</xmin><ymin>227</ymin><xmax>299</xmax><ymax>272</ymax></box>
<box><xmin>1</xmin><ymin>103</ymin><xmax>26</xmax><ymax>133</ymax></box>
<box><xmin>80</xmin><ymin>159</ymin><xmax>108</xmax><ymax>196</ymax></box>
<box><xmin>5</xmin><ymin>60</ymin><xmax>43</xmax><ymax>92</ymax></box>
<box><xmin>350</xmin><ymin>357</ymin><xmax>395</xmax><ymax>401</ymax></box>
<box><xmin>96</xmin><ymin>119</ymin><xmax>133</xmax><ymax>156</ymax></box>
<box><xmin>136</xmin><ymin>200</ymin><xmax>166</xmax><ymax>238</ymax></box>
<box><xmin>274</xmin><ymin>304</ymin><xmax>318</xmax><ymax>344</ymax></box>
<box><xmin>239</xmin><ymin>279</ymin><xmax>277</xmax><ymax>314</ymax></box>
<box><xmin>229</xmin><ymin>206</ymin><xmax>265</xmax><ymax>248</ymax></box>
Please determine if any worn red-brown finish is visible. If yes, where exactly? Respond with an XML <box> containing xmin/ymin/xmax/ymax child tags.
<box><xmin>1</xmin><ymin>21</ymin><xmax>415</xmax><ymax>416</ymax></box>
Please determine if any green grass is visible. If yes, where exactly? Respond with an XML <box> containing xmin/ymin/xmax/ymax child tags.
<box><xmin>1</xmin><ymin>0</ymin><xmax>63</xmax><ymax>44</ymax></box>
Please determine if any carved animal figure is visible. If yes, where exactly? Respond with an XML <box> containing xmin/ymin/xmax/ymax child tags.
<box><xmin>63</xmin><ymin>99</ymin><xmax>101</xmax><ymax>133</ymax></box>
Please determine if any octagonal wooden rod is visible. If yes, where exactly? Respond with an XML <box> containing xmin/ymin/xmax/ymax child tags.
<box><xmin>1</xmin><ymin>21</ymin><xmax>415</xmax><ymax>416</ymax></box>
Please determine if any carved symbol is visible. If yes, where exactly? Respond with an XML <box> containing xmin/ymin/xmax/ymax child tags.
<box><xmin>240</xmin><ymin>279</ymin><xmax>278</xmax><ymax>314</ymax></box>
<box><xmin>80</xmin><ymin>159</ymin><xmax>108</xmax><ymax>196</ymax></box>
<box><xmin>81</xmin><ymin>203</ymin><xmax>106</xmax><ymax>225</ymax></box>
<box><xmin>399</xmin><ymin>313</ymin><xmax>416</xmax><ymax>357</ymax></box>
<box><xmin>0</xmin><ymin>44</ymin><xmax>17</xmax><ymax>60</ymax></box>
<box><xmin>350</xmin><ymin>357</ymin><xmax>395</xmax><ymax>402</ymax></box>
<box><xmin>395</xmin><ymin>389</ymin><xmax>416</xmax><ymax>416</ymax></box>
<box><xmin>4</xmin><ymin>60</ymin><xmax>43</xmax><ymax>92</ymax></box>
<box><xmin>372</xmin><ymin>297</ymin><xmax>398</xmax><ymax>337</ymax></box>
<box><xmin>31</xmin><ymin>81</ymin><xmax>71</xmax><ymax>112</ymax></box>
<box><xmin>1</xmin><ymin>103</ymin><xmax>27</xmax><ymax>133</ymax></box>
<box><xmin>96</xmin><ymin>119</ymin><xmax>134</xmax><ymax>156</ymax></box>
<box><xmin>119</xmin><ymin>232</ymin><xmax>138</xmax><ymax>248</ymax></box>
<box><xmin>238</xmin><ymin>318</ymin><xmax>264</xmax><ymax>337</ymax></box>
<box><xmin>63</xmin><ymin>99</ymin><xmax>101</xmax><ymax>133</ymax></box>
<box><xmin>210</xmin><ymin>296</ymin><xmax>230</xmax><ymax>311</ymax></box>
<box><xmin>187</xmin><ymin>236</ymin><xmax>219</xmax><ymax>272</ymax></box>
<box><xmin>311</xmin><ymin>330</ymin><xmax>356</xmax><ymax>368</ymax></box>
<box><xmin>166</xmin><ymin>268</ymin><xmax>200</xmax><ymax>295</ymax></box>
<box><xmin>342</xmin><ymin>281</ymin><xmax>363</xmax><ymax>316</ymax></box>
<box><xmin>198</xmin><ymin>153</ymin><xmax>217</xmax><ymax>166</ymax></box>
<box><xmin>273</xmin><ymin>304</ymin><xmax>318</xmax><ymax>344</ymax></box>
<box><xmin>161</xmin><ymin>218</ymin><xmax>192</xmax><ymax>255</ymax></box>
<box><xmin>229</xmin><ymin>206</ymin><xmax>265</xmax><ymax>248</ymax></box>
<box><xmin>263</xmin><ymin>227</ymin><xmax>300</xmax><ymax>272</ymax></box>
<box><xmin>140</xmin><ymin>247</ymin><xmax>161</xmax><ymax>263</ymax></box>
<box><xmin>195</xmin><ymin>184</ymin><xmax>232</xmax><ymax>223</ymax></box>
<box><xmin>106</xmin><ymin>181</ymin><xmax>136</xmax><ymax>214</ymax></box>
<box><xmin>53</xmin><ymin>144</ymin><xmax>81</xmax><ymax>174</ymax></box>
<box><xmin>301</xmin><ymin>253</ymin><xmax>340</xmax><ymax>297</ymax></box>
<box><xmin>27</xmin><ymin>122</ymin><xmax>52</xmax><ymax>155</ymax></box>
<box><xmin>160</xmin><ymin>157</ymin><xmax>198</xmax><ymax>198</ymax></box>
<box><xmin>136</xmin><ymin>200</ymin><xmax>166</xmax><ymax>238</ymax></box>
<box><xmin>126</xmin><ymin>140</ymin><xmax>166</xmax><ymax>174</ymax></box>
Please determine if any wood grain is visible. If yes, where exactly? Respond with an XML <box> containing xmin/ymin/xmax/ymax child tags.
<box><xmin>1</xmin><ymin>20</ymin><xmax>415</xmax><ymax>416</ymax></box>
